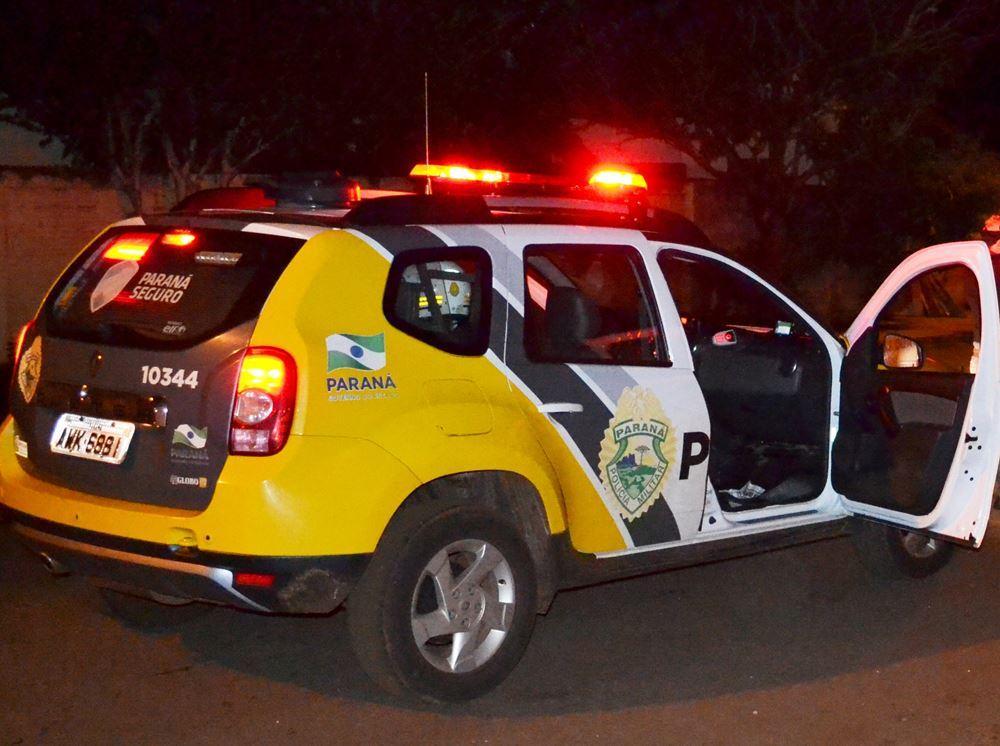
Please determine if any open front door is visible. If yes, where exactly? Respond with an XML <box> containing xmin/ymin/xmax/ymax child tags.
<box><xmin>833</xmin><ymin>241</ymin><xmax>999</xmax><ymax>547</ymax></box>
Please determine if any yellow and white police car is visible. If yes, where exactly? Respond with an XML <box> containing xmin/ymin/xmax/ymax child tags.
<box><xmin>1</xmin><ymin>165</ymin><xmax>997</xmax><ymax>701</ymax></box>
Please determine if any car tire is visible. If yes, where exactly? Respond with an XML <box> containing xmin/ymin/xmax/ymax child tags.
<box><xmin>98</xmin><ymin>586</ymin><xmax>212</xmax><ymax>631</ymax></box>
<box><xmin>851</xmin><ymin>519</ymin><xmax>954</xmax><ymax>580</ymax></box>
<box><xmin>348</xmin><ymin>500</ymin><xmax>538</xmax><ymax>702</ymax></box>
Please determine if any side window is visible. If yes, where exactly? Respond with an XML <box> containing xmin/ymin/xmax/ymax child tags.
<box><xmin>875</xmin><ymin>265</ymin><xmax>980</xmax><ymax>374</ymax></box>
<box><xmin>523</xmin><ymin>244</ymin><xmax>667</xmax><ymax>366</ymax></box>
<box><xmin>383</xmin><ymin>246</ymin><xmax>492</xmax><ymax>356</ymax></box>
<box><xmin>658</xmin><ymin>250</ymin><xmax>802</xmax><ymax>344</ymax></box>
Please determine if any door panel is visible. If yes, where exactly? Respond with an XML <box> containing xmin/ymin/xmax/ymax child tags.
<box><xmin>497</xmin><ymin>226</ymin><xmax>712</xmax><ymax>553</ymax></box>
<box><xmin>835</xmin><ymin>242</ymin><xmax>999</xmax><ymax>546</ymax></box>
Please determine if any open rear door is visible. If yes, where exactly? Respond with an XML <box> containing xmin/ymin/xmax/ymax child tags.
<box><xmin>833</xmin><ymin>241</ymin><xmax>999</xmax><ymax>547</ymax></box>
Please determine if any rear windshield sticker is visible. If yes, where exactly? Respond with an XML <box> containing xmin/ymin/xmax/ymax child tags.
<box><xmin>162</xmin><ymin>320</ymin><xmax>187</xmax><ymax>336</ymax></box>
<box><xmin>90</xmin><ymin>260</ymin><xmax>140</xmax><ymax>312</ymax></box>
<box><xmin>17</xmin><ymin>336</ymin><xmax>42</xmax><ymax>403</ymax></box>
<box><xmin>141</xmin><ymin>365</ymin><xmax>199</xmax><ymax>389</ymax></box>
<box><xmin>130</xmin><ymin>272</ymin><xmax>193</xmax><ymax>304</ymax></box>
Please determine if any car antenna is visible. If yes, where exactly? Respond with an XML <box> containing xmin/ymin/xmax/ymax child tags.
<box><xmin>423</xmin><ymin>71</ymin><xmax>432</xmax><ymax>196</ymax></box>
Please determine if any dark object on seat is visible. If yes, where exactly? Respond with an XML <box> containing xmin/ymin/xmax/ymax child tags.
<box><xmin>761</xmin><ymin>475</ymin><xmax>823</xmax><ymax>505</ymax></box>
<box><xmin>545</xmin><ymin>287</ymin><xmax>600</xmax><ymax>357</ymax></box>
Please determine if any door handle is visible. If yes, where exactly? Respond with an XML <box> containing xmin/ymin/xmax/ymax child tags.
<box><xmin>538</xmin><ymin>402</ymin><xmax>583</xmax><ymax>414</ymax></box>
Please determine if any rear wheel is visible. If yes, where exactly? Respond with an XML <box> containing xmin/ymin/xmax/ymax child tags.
<box><xmin>98</xmin><ymin>586</ymin><xmax>211</xmax><ymax>631</ymax></box>
<box><xmin>851</xmin><ymin>519</ymin><xmax>954</xmax><ymax>580</ymax></box>
<box><xmin>348</xmin><ymin>503</ymin><xmax>537</xmax><ymax>702</ymax></box>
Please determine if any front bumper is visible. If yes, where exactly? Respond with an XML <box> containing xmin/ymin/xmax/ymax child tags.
<box><xmin>8</xmin><ymin>510</ymin><xmax>368</xmax><ymax>614</ymax></box>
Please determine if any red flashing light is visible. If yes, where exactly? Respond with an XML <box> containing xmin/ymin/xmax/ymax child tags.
<box><xmin>230</xmin><ymin>347</ymin><xmax>297</xmax><ymax>456</ymax></box>
<box><xmin>588</xmin><ymin>168</ymin><xmax>648</xmax><ymax>190</ymax></box>
<box><xmin>410</xmin><ymin>163</ymin><xmax>508</xmax><ymax>184</ymax></box>
<box><xmin>103</xmin><ymin>233</ymin><xmax>158</xmax><ymax>261</ymax></box>
<box><xmin>234</xmin><ymin>572</ymin><xmax>276</xmax><ymax>588</ymax></box>
<box><xmin>162</xmin><ymin>230</ymin><xmax>197</xmax><ymax>247</ymax></box>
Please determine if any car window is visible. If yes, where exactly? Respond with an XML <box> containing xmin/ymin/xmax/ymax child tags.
<box><xmin>523</xmin><ymin>244</ymin><xmax>667</xmax><ymax>366</ymax></box>
<box><xmin>658</xmin><ymin>250</ymin><xmax>803</xmax><ymax>344</ymax></box>
<box><xmin>875</xmin><ymin>264</ymin><xmax>980</xmax><ymax>374</ymax></box>
<box><xmin>382</xmin><ymin>246</ymin><xmax>491</xmax><ymax>356</ymax></box>
<box><xmin>46</xmin><ymin>227</ymin><xmax>304</xmax><ymax>349</ymax></box>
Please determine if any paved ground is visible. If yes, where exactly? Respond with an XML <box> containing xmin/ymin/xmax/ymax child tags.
<box><xmin>1</xmin><ymin>515</ymin><xmax>997</xmax><ymax>745</ymax></box>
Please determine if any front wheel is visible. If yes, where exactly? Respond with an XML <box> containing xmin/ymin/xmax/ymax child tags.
<box><xmin>348</xmin><ymin>505</ymin><xmax>537</xmax><ymax>702</ymax></box>
<box><xmin>851</xmin><ymin>519</ymin><xmax>954</xmax><ymax>580</ymax></box>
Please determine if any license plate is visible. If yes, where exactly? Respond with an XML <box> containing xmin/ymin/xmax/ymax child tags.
<box><xmin>50</xmin><ymin>414</ymin><xmax>135</xmax><ymax>465</ymax></box>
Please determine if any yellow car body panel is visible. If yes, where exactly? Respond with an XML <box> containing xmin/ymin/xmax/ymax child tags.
<box><xmin>241</xmin><ymin>230</ymin><xmax>593</xmax><ymax>549</ymax></box>
<box><xmin>0</xmin><ymin>415</ymin><xmax>422</xmax><ymax>556</ymax></box>
<box><xmin>0</xmin><ymin>227</ymin><xmax>630</xmax><ymax>557</ymax></box>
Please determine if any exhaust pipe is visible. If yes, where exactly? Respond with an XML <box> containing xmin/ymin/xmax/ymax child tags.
<box><xmin>38</xmin><ymin>552</ymin><xmax>70</xmax><ymax>576</ymax></box>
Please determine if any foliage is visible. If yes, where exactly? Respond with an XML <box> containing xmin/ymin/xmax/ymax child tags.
<box><xmin>0</xmin><ymin>1</ymin><xmax>329</xmax><ymax>209</ymax></box>
<box><xmin>0</xmin><ymin>0</ymin><xmax>997</xmax><ymax>291</ymax></box>
<box><xmin>568</xmin><ymin>0</ymin><xmax>1000</xmax><ymax>282</ymax></box>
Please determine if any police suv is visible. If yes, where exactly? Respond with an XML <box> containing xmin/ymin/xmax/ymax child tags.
<box><xmin>2</xmin><ymin>165</ymin><xmax>997</xmax><ymax>702</ymax></box>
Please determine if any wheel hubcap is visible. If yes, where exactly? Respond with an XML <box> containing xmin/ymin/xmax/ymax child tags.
<box><xmin>900</xmin><ymin>530</ymin><xmax>939</xmax><ymax>559</ymax></box>
<box><xmin>410</xmin><ymin>538</ymin><xmax>515</xmax><ymax>673</ymax></box>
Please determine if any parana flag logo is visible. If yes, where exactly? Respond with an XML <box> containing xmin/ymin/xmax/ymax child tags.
<box><xmin>172</xmin><ymin>424</ymin><xmax>208</xmax><ymax>449</ymax></box>
<box><xmin>326</xmin><ymin>332</ymin><xmax>386</xmax><ymax>372</ymax></box>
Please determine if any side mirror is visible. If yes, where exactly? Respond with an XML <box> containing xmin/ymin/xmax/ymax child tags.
<box><xmin>882</xmin><ymin>333</ymin><xmax>923</xmax><ymax>369</ymax></box>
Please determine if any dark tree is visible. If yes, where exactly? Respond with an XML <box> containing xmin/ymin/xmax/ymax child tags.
<box><xmin>569</xmin><ymin>0</ymin><xmax>1000</xmax><ymax>279</ymax></box>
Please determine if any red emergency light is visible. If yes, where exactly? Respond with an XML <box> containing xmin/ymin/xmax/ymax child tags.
<box><xmin>588</xmin><ymin>167</ymin><xmax>648</xmax><ymax>191</ymax></box>
<box><xmin>103</xmin><ymin>233</ymin><xmax>159</xmax><ymax>261</ymax></box>
<box><xmin>410</xmin><ymin>163</ymin><xmax>508</xmax><ymax>183</ymax></box>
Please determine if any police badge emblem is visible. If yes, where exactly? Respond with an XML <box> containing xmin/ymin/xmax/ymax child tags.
<box><xmin>599</xmin><ymin>386</ymin><xmax>676</xmax><ymax>521</ymax></box>
<box><xmin>17</xmin><ymin>335</ymin><xmax>42</xmax><ymax>404</ymax></box>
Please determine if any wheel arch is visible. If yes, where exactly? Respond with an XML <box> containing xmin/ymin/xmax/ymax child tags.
<box><xmin>382</xmin><ymin>470</ymin><xmax>562</xmax><ymax>613</ymax></box>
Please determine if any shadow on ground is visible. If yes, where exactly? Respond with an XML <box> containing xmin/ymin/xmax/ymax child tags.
<box><xmin>4</xmin><ymin>516</ymin><xmax>998</xmax><ymax>718</ymax></box>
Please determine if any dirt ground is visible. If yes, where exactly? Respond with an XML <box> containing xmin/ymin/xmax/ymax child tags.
<box><xmin>1</xmin><ymin>515</ymin><xmax>997</xmax><ymax>745</ymax></box>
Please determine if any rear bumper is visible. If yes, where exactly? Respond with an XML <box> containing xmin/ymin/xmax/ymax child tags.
<box><xmin>7</xmin><ymin>510</ymin><xmax>368</xmax><ymax>614</ymax></box>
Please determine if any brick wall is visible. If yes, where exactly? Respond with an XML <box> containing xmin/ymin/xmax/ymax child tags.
<box><xmin>0</xmin><ymin>171</ymin><xmax>173</xmax><ymax>359</ymax></box>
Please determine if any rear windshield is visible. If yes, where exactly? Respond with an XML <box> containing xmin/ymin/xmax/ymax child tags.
<box><xmin>45</xmin><ymin>226</ymin><xmax>304</xmax><ymax>349</ymax></box>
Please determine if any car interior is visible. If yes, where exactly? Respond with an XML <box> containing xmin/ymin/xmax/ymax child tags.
<box><xmin>832</xmin><ymin>264</ymin><xmax>980</xmax><ymax>515</ymax></box>
<box><xmin>658</xmin><ymin>250</ymin><xmax>832</xmax><ymax>512</ymax></box>
<box><xmin>524</xmin><ymin>245</ymin><xmax>666</xmax><ymax>366</ymax></box>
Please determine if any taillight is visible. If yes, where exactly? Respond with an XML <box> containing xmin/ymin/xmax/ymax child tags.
<box><xmin>230</xmin><ymin>347</ymin><xmax>297</xmax><ymax>455</ymax></box>
<box><xmin>12</xmin><ymin>320</ymin><xmax>34</xmax><ymax>369</ymax></box>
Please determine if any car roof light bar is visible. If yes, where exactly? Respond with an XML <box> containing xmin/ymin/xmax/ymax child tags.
<box><xmin>588</xmin><ymin>168</ymin><xmax>648</xmax><ymax>190</ymax></box>
<box><xmin>483</xmin><ymin>195</ymin><xmax>631</xmax><ymax>215</ymax></box>
<box><xmin>410</xmin><ymin>163</ymin><xmax>509</xmax><ymax>184</ymax></box>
